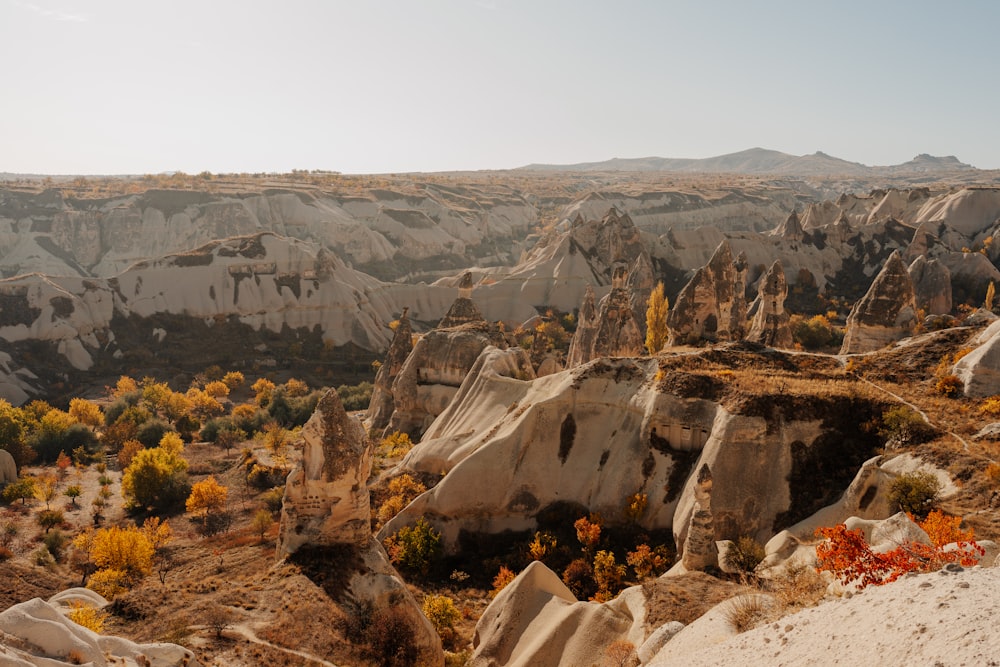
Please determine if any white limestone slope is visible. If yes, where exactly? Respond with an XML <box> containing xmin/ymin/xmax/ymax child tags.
<box><xmin>648</xmin><ymin>566</ymin><xmax>1000</xmax><ymax>666</ymax></box>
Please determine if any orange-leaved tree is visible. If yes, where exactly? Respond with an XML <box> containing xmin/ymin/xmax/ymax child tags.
<box><xmin>815</xmin><ymin>515</ymin><xmax>983</xmax><ymax>588</ymax></box>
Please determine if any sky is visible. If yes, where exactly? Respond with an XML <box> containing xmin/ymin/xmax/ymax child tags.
<box><xmin>2</xmin><ymin>0</ymin><xmax>998</xmax><ymax>174</ymax></box>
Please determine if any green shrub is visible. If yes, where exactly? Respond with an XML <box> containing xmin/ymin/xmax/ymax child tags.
<box><xmin>889</xmin><ymin>471</ymin><xmax>941</xmax><ymax>517</ymax></box>
<box><xmin>384</xmin><ymin>518</ymin><xmax>442</xmax><ymax>576</ymax></box>
<box><xmin>877</xmin><ymin>406</ymin><xmax>937</xmax><ymax>448</ymax></box>
<box><xmin>337</xmin><ymin>382</ymin><xmax>374</xmax><ymax>412</ymax></box>
<box><xmin>136</xmin><ymin>419</ymin><xmax>172</xmax><ymax>448</ymax></box>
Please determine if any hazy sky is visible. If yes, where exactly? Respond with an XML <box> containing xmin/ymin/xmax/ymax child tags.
<box><xmin>2</xmin><ymin>0</ymin><xmax>998</xmax><ymax>174</ymax></box>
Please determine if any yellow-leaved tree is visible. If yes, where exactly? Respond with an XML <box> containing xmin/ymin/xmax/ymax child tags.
<box><xmin>186</xmin><ymin>476</ymin><xmax>229</xmax><ymax>529</ymax></box>
<box><xmin>644</xmin><ymin>282</ymin><xmax>670</xmax><ymax>355</ymax></box>
<box><xmin>76</xmin><ymin>525</ymin><xmax>155</xmax><ymax>598</ymax></box>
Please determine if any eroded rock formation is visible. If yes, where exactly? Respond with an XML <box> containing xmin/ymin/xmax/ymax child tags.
<box><xmin>839</xmin><ymin>250</ymin><xmax>918</xmax><ymax>354</ymax></box>
<box><xmin>0</xmin><ymin>448</ymin><xmax>15</xmax><ymax>485</ymax></box>
<box><xmin>680</xmin><ymin>464</ymin><xmax>717</xmax><ymax>571</ymax></box>
<box><xmin>566</xmin><ymin>285</ymin><xmax>598</xmax><ymax>368</ymax></box>
<box><xmin>0</xmin><ymin>589</ymin><xmax>197</xmax><ymax>667</ymax></box>
<box><xmin>277</xmin><ymin>388</ymin><xmax>443</xmax><ymax>665</ymax></box>
<box><xmin>367</xmin><ymin>307</ymin><xmax>414</xmax><ymax>432</ymax></box>
<box><xmin>667</xmin><ymin>240</ymin><xmax>748</xmax><ymax>345</ymax></box>
<box><xmin>747</xmin><ymin>260</ymin><xmax>792</xmax><ymax>348</ymax></box>
<box><xmin>908</xmin><ymin>255</ymin><xmax>952</xmax><ymax>316</ymax></box>
<box><xmin>278</xmin><ymin>389</ymin><xmax>373</xmax><ymax>554</ymax></box>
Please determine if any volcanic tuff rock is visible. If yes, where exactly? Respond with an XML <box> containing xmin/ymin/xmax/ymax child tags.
<box><xmin>679</xmin><ymin>464</ymin><xmax>718</xmax><ymax>571</ymax></box>
<box><xmin>907</xmin><ymin>255</ymin><xmax>953</xmax><ymax>315</ymax></box>
<box><xmin>953</xmin><ymin>319</ymin><xmax>1000</xmax><ymax>397</ymax></box>
<box><xmin>0</xmin><ymin>448</ymin><xmax>16</xmax><ymax>485</ymax></box>
<box><xmin>367</xmin><ymin>307</ymin><xmax>414</xmax><ymax>432</ymax></box>
<box><xmin>0</xmin><ymin>232</ymin><xmax>455</xmax><ymax>402</ymax></box>
<box><xmin>566</xmin><ymin>284</ymin><xmax>598</xmax><ymax>367</ymax></box>
<box><xmin>468</xmin><ymin>561</ymin><xmax>646</xmax><ymax>667</ymax></box>
<box><xmin>667</xmin><ymin>240</ymin><xmax>748</xmax><ymax>345</ymax></box>
<box><xmin>0</xmin><ymin>589</ymin><xmax>197</xmax><ymax>666</ymax></box>
<box><xmin>746</xmin><ymin>260</ymin><xmax>792</xmax><ymax>348</ymax></box>
<box><xmin>382</xmin><ymin>349</ymin><xmax>883</xmax><ymax>556</ymax></box>
<box><xmin>278</xmin><ymin>389</ymin><xmax>373</xmax><ymax>555</ymax></box>
<box><xmin>277</xmin><ymin>389</ymin><xmax>443</xmax><ymax>664</ymax></box>
<box><xmin>839</xmin><ymin>250</ymin><xmax>918</xmax><ymax>354</ymax></box>
<box><xmin>385</xmin><ymin>287</ymin><xmax>508</xmax><ymax>438</ymax></box>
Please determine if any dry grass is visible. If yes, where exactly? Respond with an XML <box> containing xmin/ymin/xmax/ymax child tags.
<box><xmin>724</xmin><ymin>594</ymin><xmax>773</xmax><ymax>633</ymax></box>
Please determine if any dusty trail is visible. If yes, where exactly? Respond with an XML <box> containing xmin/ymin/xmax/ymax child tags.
<box><xmin>222</xmin><ymin>622</ymin><xmax>340</xmax><ymax>667</ymax></box>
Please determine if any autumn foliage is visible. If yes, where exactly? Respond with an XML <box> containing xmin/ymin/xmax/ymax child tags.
<box><xmin>815</xmin><ymin>513</ymin><xmax>984</xmax><ymax>588</ymax></box>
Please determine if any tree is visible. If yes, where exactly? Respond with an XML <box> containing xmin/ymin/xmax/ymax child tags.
<box><xmin>987</xmin><ymin>281</ymin><xmax>996</xmax><ymax>311</ymax></box>
<box><xmin>889</xmin><ymin>471</ymin><xmax>942</xmax><ymax>518</ymax></box>
<box><xmin>83</xmin><ymin>524</ymin><xmax>155</xmax><ymax>593</ymax></box>
<box><xmin>3</xmin><ymin>476</ymin><xmax>37</xmax><ymax>505</ymax></box>
<box><xmin>0</xmin><ymin>399</ymin><xmax>31</xmax><ymax>466</ymax></box>
<box><xmin>68</xmin><ymin>398</ymin><xmax>103</xmax><ymax>428</ymax></box>
<box><xmin>121</xmin><ymin>438</ymin><xmax>189</xmax><ymax>512</ymax></box>
<box><xmin>37</xmin><ymin>509</ymin><xmax>64</xmax><ymax>533</ymax></box>
<box><xmin>186</xmin><ymin>476</ymin><xmax>229</xmax><ymax>530</ymax></box>
<box><xmin>251</xmin><ymin>509</ymin><xmax>274</xmax><ymax>543</ymax></box>
<box><xmin>35</xmin><ymin>474</ymin><xmax>58</xmax><ymax>509</ymax></box>
<box><xmin>644</xmin><ymin>282</ymin><xmax>670</xmax><ymax>354</ymax></box>
<box><xmin>222</xmin><ymin>371</ymin><xmax>245</xmax><ymax>390</ymax></box>
<box><xmin>384</xmin><ymin>517</ymin><xmax>441</xmax><ymax>576</ymax></box>
<box><xmin>65</xmin><ymin>485</ymin><xmax>82</xmax><ymax>507</ymax></box>
<box><xmin>815</xmin><ymin>521</ymin><xmax>983</xmax><ymax>588</ymax></box>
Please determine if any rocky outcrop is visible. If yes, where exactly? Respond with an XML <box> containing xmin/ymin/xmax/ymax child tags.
<box><xmin>840</xmin><ymin>251</ymin><xmax>918</xmax><ymax>354</ymax></box>
<box><xmin>277</xmin><ymin>389</ymin><xmax>443</xmax><ymax>665</ymax></box>
<box><xmin>908</xmin><ymin>255</ymin><xmax>952</xmax><ymax>316</ymax></box>
<box><xmin>0</xmin><ymin>589</ymin><xmax>197</xmax><ymax>666</ymax></box>
<box><xmin>566</xmin><ymin>285</ymin><xmax>598</xmax><ymax>368</ymax></box>
<box><xmin>382</xmin><ymin>348</ymin><xmax>884</xmax><ymax>557</ymax></box>
<box><xmin>0</xmin><ymin>448</ymin><xmax>15</xmax><ymax>485</ymax></box>
<box><xmin>438</xmin><ymin>272</ymin><xmax>486</xmax><ymax>328</ymax></box>
<box><xmin>680</xmin><ymin>464</ymin><xmax>718</xmax><ymax>571</ymax></box>
<box><xmin>771</xmin><ymin>210</ymin><xmax>804</xmax><ymax>241</ymax></box>
<box><xmin>469</xmin><ymin>561</ymin><xmax>646</xmax><ymax>667</ymax></box>
<box><xmin>954</xmin><ymin>319</ymin><xmax>1000</xmax><ymax>397</ymax></box>
<box><xmin>590</xmin><ymin>268</ymin><xmax>645</xmax><ymax>359</ymax></box>
<box><xmin>278</xmin><ymin>389</ymin><xmax>373</xmax><ymax>555</ymax></box>
<box><xmin>667</xmin><ymin>241</ymin><xmax>748</xmax><ymax>345</ymax></box>
<box><xmin>746</xmin><ymin>260</ymin><xmax>792</xmax><ymax>348</ymax></box>
<box><xmin>386</xmin><ymin>298</ymin><xmax>507</xmax><ymax>439</ymax></box>
<box><xmin>367</xmin><ymin>308</ymin><xmax>414</xmax><ymax>431</ymax></box>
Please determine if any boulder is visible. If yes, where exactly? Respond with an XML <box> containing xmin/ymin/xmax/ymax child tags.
<box><xmin>840</xmin><ymin>250</ymin><xmax>918</xmax><ymax>354</ymax></box>
<box><xmin>367</xmin><ymin>307</ymin><xmax>414</xmax><ymax>432</ymax></box>
<box><xmin>438</xmin><ymin>272</ymin><xmax>486</xmax><ymax>328</ymax></box>
<box><xmin>0</xmin><ymin>448</ymin><xmax>15</xmax><ymax>485</ymax></box>
<box><xmin>667</xmin><ymin>240</ymin><xmax>748</xmax><ymax>345</ymax></box>
<box><xmin>746</xmin><ymin>260</ymin><xmax>792</xmax><ymax>348</ymax></box>
<box><xmin>908</xmin><ymin>255</ymin><xmax>952</xmax><ymax>316</ymax></box>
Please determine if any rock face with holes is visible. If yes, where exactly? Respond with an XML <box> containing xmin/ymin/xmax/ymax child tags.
<box><xmin>367</xmin><ymin>307</ymin><xmax>414</xmax><ymax>432</ymax></box>
<box><xmin>667</xmin><ymin>240</ymin><xmax>748</xmax><ymax>346</ymax></box>
<box><xmin>840</xmin><ymin>250</ymin><xmax>918</xmax><ymax>354</ymax></box>
<box><xmin>278</xmin><ymin>389</ymin><xmax>373</xmax><ymax>556</ymax></box>
<box><xmin>747</xmin><ymin>260</ymin><xmax>792</xmax><ymax>348</ymax></box>
<box><xmin>277</xmin><ymin>388</ymin><xmax>443</xmax><ymax>665</ymax></box>
<box><xmin>380</xmin><ymin>349</ymin><xmax>885</xmax><ymax>559</ymax></box>
<box><xmin>385</xmin><ymin>285</ymin><xmax>507</xmax><ymax>439</ymax></box>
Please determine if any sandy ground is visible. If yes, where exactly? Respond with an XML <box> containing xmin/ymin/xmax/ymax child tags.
<box><xmin>651</xmin><ymin>565</ymin><xmax>1000</xmax><ymax>666</ymax></box>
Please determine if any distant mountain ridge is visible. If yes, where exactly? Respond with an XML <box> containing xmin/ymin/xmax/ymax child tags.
<box><xmin>520</xmin><ymin>147</ymin><xmax>977</xmax><ymax>176</ymax></box>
